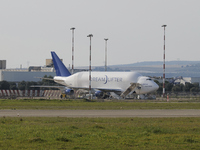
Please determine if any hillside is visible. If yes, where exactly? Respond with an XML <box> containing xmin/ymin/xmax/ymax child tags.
<box><xmin>93</xmin><ymin>61</ymin><xmax>200</xmax><ymax>78</ymax></box>
<box><xmin>110</xmin><ymin>61</ymin><xmax>200</xmax><ymax>67</ymax></box>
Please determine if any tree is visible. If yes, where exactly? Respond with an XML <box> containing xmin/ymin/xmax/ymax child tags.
<box><xmin>154</xmin><ymin>80</ymin><xmax>162</xmax><ymax>94</ymax></box>
<box><xmin>172</xmin><ymin>84</ymin><xmax>184</xmax><ymax>93</ymax></box>
<box><xmin>18</xmin><ymin>81</ymin><xmax>27</xmax><ymax>90</ymax></box>
<box><xmin>25</xmin><ymin>81</ymin><xmax>39</xmax><ymax>90</ymax></box>
<box><xmin>190</xmin><ymin>87</ymin><xmax>199</xmax><ymax>93</ymax></box>
<box><xmin>165</xmin><ymin>82</ymin><xmax>173</xmax><ymax>92</ymax></box>
<box><xmin>0</xmin><ymin>81</ymin><xmax>10</xmax><ymax>90</ymax></box>
<box><xmin>9</xmin><ymin>82</ymin><xmax>18</xmax><ymax>90</ymax></box>
<box><xmin>193</xmin><ymin>83</ymin><xmax>199</xmax><ymax>88</ymax></box>
<box><xmin>183</xmin><ymin>83</ymin><xmax>194</xmax><ymax>92</ymax></box>
<box><xmin>42</xmin><ymin>75</ymin><xmax>55</xmax><ymax>85</ymax></box>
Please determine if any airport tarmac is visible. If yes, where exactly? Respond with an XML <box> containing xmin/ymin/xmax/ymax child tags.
<box><xmin>1</xmin><ymin>109</ymin><xmax>200</xmax><ymax>118</ymax></box>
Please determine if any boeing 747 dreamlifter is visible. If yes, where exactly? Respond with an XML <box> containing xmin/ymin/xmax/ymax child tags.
<box><xmin>51</xmin><ymin>51</ymin><xmax>159</xmax><ymax>99</ymax></box>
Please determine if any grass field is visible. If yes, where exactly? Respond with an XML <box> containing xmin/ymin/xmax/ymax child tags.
<box><xmin>1</xmin><ymin>99</ymin><xmax>200</xmax><ymax>110</ymax></box>
<box><xmin>1</xmin><ymin>117</ymin><xmax>200</xmax><ymax>149</ymax></box>
<box><xmin>1</xmin><ymin>99</ymin><xmax>200</xmax><ymax>149</ymax></box>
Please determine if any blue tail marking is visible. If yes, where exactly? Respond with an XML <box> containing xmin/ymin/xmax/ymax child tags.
<box><xmin>51</xmin><ymin>51</ymin><xmax>71</xmax><ymax>77</ymax></box>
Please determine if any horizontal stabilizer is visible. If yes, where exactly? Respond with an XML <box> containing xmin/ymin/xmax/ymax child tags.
<box><xmin>51</xmin><ymin>51</ymin><xmax>71</xmax><ymax>77</ymax></box>
<box><xmin>34</xmin><ymin>77</ymin><xmax>54</xmax><ymax>81</ymax></box>
<box><xmin>30</xmin><ymin>85</ymin><xmax>66</xmax><ymax>90</ymax></box>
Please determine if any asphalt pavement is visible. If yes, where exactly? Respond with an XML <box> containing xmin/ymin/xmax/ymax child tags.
<box><xmin>1</xmin><ymin>109</ymin><xmax>200</xmax><ymax>118</ymax></box>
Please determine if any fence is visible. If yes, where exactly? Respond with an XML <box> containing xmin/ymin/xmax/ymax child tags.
<box><xmin>0</xmin><ymin>90</ymin><xmax>60</xmax><ymax>98</ymax></box>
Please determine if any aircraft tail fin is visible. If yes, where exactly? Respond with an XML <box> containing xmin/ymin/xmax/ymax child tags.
<box><xmin>51</xmin><ymin>51</ymin><xmax>71</xmax><ymax>77</ymax></box>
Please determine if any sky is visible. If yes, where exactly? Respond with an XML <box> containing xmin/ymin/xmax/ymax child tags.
<box><xmin>0</xmin><ymin>0</ymin><xmax>200</xmax><ymax>68</ymax></box>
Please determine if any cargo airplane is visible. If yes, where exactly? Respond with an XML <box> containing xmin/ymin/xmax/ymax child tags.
<box><xmin>51</xmin><ymin>51</ymin><xmax>159</xmax><ymax>99</ymax></box>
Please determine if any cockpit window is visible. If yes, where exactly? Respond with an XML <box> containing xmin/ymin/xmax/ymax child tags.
<box><xmin>146</xmin><ymin>78</ymin><xmax>152</xmax><ymax>81</ymax></box>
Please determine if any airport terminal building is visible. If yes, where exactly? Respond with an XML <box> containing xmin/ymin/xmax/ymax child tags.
<box><xmin>0</xmin><ymin>67</ymin><xmax>56</xmax><ymax>82</ymax></box>
<box><xmin>0</xmin><ymin>59</ymin><xmax>57</xmax><ymax>82</ymax></box>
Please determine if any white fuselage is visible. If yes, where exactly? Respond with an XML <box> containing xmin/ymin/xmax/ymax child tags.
<box><xmin>54</xmin><ymin>71</ymin><xmax>159</xmax><ymax>95</ymax></box>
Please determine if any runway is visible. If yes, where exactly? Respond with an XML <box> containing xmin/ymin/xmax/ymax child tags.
<box><xmin>1</xmin><ymin>109</ymin><xmax>200</xmax><ymax>118</ymax></box>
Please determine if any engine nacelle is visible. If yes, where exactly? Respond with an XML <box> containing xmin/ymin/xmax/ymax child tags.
<box><xmin>65</xmin><ymin>89</ymin><xmax>74</xmax><ymax>95</ymax></box>
<box><xmin>95</xmin><ymin>90</ymin><xmax>104</xmax><ymax>98</ymax></box>
<box><xmin>95</xmin><ymin>90</ymin><xmax>110</xmax><ymax>99</ymax></box>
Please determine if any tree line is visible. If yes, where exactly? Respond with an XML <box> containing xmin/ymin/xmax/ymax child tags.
<box><xmin>154</xmin><ymin>80</ymin><xmax>200</xmax><ymax>94</ymax></box>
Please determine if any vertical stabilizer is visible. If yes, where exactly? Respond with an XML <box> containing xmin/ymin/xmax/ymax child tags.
<box><xmin>51</xmin><ymin>51</ymin><xmax>71</xmax><ymax>77</ymax></box>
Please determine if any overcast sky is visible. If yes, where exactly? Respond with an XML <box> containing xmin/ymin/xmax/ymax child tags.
<box><xmin>0</xmin><ymin>0</ymin><xmax>200</xmax><ymax>68</ymax></box>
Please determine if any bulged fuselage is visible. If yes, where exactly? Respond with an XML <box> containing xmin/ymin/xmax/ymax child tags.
<box><xmin>54</xmin><ymin>71</ymin><xmax>158</xmax><ymax>95</ymax></box>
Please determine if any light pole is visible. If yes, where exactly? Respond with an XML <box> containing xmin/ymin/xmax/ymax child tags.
<box><xmin>87</xmin><ymin>34</ymin><xmax>93</xmax><ymax>100</ymax></box>
<box><xmin>104</xmin><ymin>38</ymin><xmax>108</xmax><ymax>71</ymax></box>
<box><xmin>162</xmin><ymin>25</ymin><xmax>167</xmax><ymax>98</ymax></box>
<box><xmin>70</xmin><ymin>27</ymin><xmax>75</xmax><ymax>74</ymax></box>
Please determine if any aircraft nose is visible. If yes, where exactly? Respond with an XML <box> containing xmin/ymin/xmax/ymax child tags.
<box><xmin>153</xmin><ymin>82</ymin><xmax>159</xmax><ymax>91</ymax></box>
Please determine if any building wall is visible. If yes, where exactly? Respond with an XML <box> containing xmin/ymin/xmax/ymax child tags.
<box><xmin>46</xmin><ymin>59</ymin><xmax>53</xmax><ymax>67</ymax></box>
<box><xmin>0</xmin><ymin>68</ymin><xmax>86</xmax><ymax>82</ymax></box>
<box><xmin>0</xmin><ymin>60</ymin><xmax>6</xmax><ymax>69</ymax></box>
<box><xmin>0</xmin><ymin>70</ymin><xmax>56</xmax><ymax>82</ymax></box>
<box><xmin>174</xmin><ymin>77</ymin><xmax>200</xmax><ymax>85</ymax></box>
<box><xmin>46</xmin><ymin>59</ymin><xmax>63</xmax><ymax>67</ymax></box>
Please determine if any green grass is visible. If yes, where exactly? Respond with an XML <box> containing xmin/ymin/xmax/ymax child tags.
<box><xmin>0</xmin><ymin>117</ymin><xmax>200</xmax><ymax>149</ymax></box>
<box><xmin>1</xmin><ymin>99</ymin><xmax>200</xmax><ymax>109</ymax></box>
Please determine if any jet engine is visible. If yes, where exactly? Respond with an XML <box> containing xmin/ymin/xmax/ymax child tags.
<box><xmin>95</xmin><ymin>90</ymin><xmax>104</xmax><ymax>98</ymax></box>
<box><xmin>95</xmin><ymin>90</ymin><xmax>110</xmax><ymax>99</ymax></box>
<box><xmin>65</xmin><ymin>89</ymin><xmax>74</xmax><ymax>95</ymax></box>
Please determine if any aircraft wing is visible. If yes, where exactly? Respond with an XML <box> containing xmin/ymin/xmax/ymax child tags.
<box><xmin>68</xmin><ymin>86</ymin><xmax>122</xmax><ymax>92</ymax></box>
<box><xmin>94</xmin><ymin>88</ymin><xmax>122</xmax><ymax>93</ymax></box>
<box><xmin>30</xmin><ymin>85</ymin><xmax>66</xmax><ymax>90</ymax></box>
